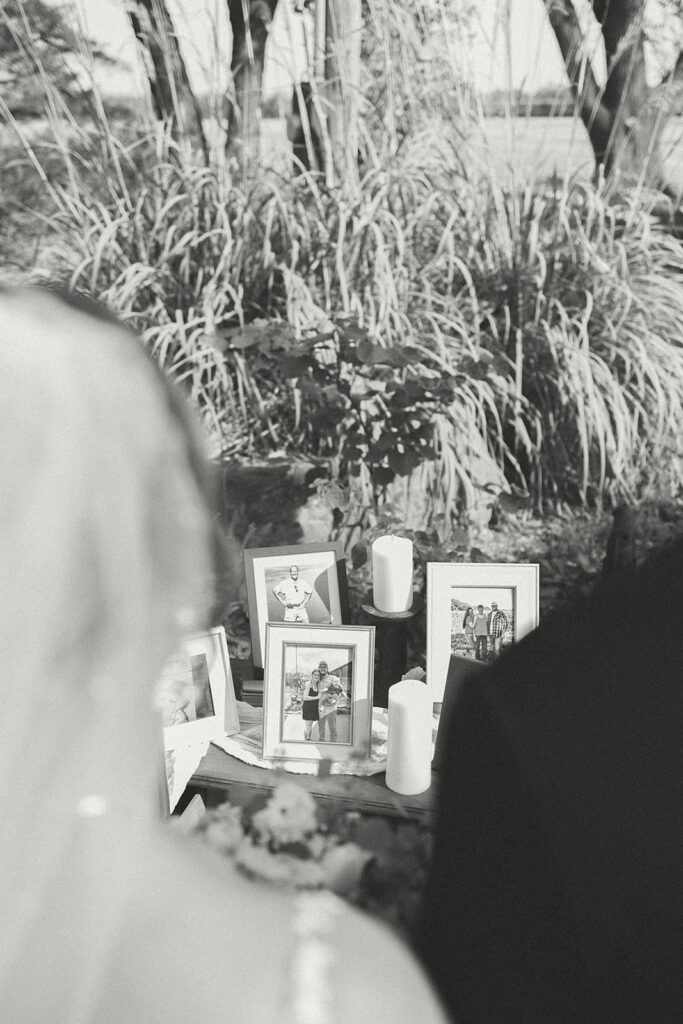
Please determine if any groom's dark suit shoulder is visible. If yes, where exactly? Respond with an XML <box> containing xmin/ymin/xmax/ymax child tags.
<box><xmin>419</xmin><ymin>538</ymin><xmax>683</xmax><ymax>1024</ymax></box>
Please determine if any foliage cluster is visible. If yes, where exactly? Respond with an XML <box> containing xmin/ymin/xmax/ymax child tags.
<box><xmin>19</xmin><ymin>116</ymin><xmax>682</xmax><ymax>526</ymax></box>
<box><xmin>3</xmin><ymin>1</ymin><xmax>683</xmax><ymax>538</ymax></box>
<box><xmin>0</xmin><ymin>0</ymin><xmax>112</xmax><ymax>119</ymax></box>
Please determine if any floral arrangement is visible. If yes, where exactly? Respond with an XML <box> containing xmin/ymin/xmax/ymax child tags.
<box><xmin>190</xmin><ymin>778</ymin><xmax>432</xmax><ymax>938</ymax></box>
<box><xmin>194</xmin><ymin>781</ymin><xmax>371</xmax><ymax>895</ymax></box>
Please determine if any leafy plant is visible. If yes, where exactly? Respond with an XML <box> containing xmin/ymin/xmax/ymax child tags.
<box><xmin>214</xmin><ymin>314</ymin><xmax>463</xmax><ymax>485</ymax></box>
<box><xmin>3</xmin><ymin>0</ymin><xmax>683</xmax><ymax>532</ymax></box>
<box><xmin>0</xmin><ymin>0</ymin><xmax>115</xmax><ymax>120</ymax></box>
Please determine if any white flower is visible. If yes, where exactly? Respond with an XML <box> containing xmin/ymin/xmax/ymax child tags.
<box><xmin>320</xmin><ymin>842</ymin><xmax>373</xmax><ymax>897</ymax></box>
<box><xmin>203</xmin><ymin>804</ymin><xmax>245</xmax><ymax>854</ymax></box>
<box><xmin>251</xmin><ymin>780</ymin><xmax>319</xmax><ymax>846</ymax></box>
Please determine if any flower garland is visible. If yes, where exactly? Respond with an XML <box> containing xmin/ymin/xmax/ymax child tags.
<box><xmin>192</xmin><ymin>780</ymin><xmax>373</xmax><ymax>898</ymax></box>
<box><xmin>190</xmin><ymin>778</ymin><xmax>432</xmax><ymax>938</ymax></box>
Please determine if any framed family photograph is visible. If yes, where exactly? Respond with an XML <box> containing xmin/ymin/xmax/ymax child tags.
<box><xmin>156</xmin><ymin>626</ymin><xmax>240</xmax><ymax>751</ymax></box>
<box><xmin>244</xmin><ymin>542</ymin><xmax>349</xmax><ymax>668</ymax></box>
<box><xmin>427</xmin><ymin>562</ymin><xmax>539</xmax><ymax>701</ymax></box>
<box><xmin>262</xmin><ymin>623</ymin><xmax>374</xmax><ymax>763</ymax></box>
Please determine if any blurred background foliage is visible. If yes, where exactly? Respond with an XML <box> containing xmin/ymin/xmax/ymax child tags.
<box><xmin>2</xmin><ymin>0</ymin><xmax>683</xmax><ymax>619</ymax></box>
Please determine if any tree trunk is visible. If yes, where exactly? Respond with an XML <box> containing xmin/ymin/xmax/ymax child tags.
<box><xmin>226</xmin><ymin>0</ymin><xmax>278</xmax><ymax>166</ymax></box>
<box><xmin>321</xmin><ymin>0</ymin><xmax>362</xmax><ymax>186</ymax></box>
<box><xmin>127</xmin><ymin>0</ymin><xmax>208</xmax><ymax>159</ymax></box>
<box><xmin>543</xmin><ymin>0</ymin><xmax>676</xmax><ymax>188</ymax></box>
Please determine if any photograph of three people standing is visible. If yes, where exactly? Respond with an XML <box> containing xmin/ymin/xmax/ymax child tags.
<box><xmin>451</xmin><ymin>588</ymin><xmax>514</xmax><ymax>663</ymax></box>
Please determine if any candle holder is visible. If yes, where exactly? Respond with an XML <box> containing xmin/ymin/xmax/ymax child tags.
<box><xmin>361</xmin><ymin>592</ymin><xmax>425</xmax><ymax>709</ymax></box>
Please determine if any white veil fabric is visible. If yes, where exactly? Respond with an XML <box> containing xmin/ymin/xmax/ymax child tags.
<box><xmin>0</xmin><ymin>288</ymin><xmax>215</xmax><ymax>1022</ymax></box>
<box><xmin>0</xmin><ymin>288</ymin><xmax>448</xmax><ymax>1024</ymax></box>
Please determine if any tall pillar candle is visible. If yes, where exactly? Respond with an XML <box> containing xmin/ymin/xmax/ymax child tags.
<box><xmin>385</xmin><ymin>678</ymin><xmax>432</xmax><ymax>795</ymax></box>
<box><xmin>372</xmin><ymin>535</ymin><xmax>413</xmax><ymax>613</ymax></box>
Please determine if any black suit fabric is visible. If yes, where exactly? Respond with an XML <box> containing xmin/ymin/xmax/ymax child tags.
<box><xmin>419</xmin><ymin>540</ymin><xmax>683</xmax><ymax>1024</ymax></box>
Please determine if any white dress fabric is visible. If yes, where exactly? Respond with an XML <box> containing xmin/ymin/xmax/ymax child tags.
<box><xmin>0</xmin><ymin>289</ymin><xmax>448</xmax><ymax>1024</ymax></box>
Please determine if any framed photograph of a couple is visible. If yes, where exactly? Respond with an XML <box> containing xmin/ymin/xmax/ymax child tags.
<box><xmin>244</xmin><ymin>542</ymin><xmax>349</xmax><ymax>667</ymax></box>
<box><xmin>427</xmin><ymin>563</ymin><xmax>539</xmax><ymax>701</ymax></box>
<box><xmin>262</xmin><ymin>623</ymin><xmax>374</xmax><ymax>763</ymax></box>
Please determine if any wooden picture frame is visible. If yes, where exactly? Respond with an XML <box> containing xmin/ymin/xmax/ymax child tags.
<box><xmin>262</xmin><ymin>623</ymin><xmax>374</xmax><ymax>764</ymax></box>
<box><xmin>427</xmin><ymin>562</ymin><xmax>539</xmax><ymax>701</ymax></box>
<box><xmin>244</xmin><ymin>542</ymin><xmax>349</xmax><ymax>668</ymax></box>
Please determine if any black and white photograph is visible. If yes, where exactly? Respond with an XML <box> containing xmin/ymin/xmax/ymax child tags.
<box><xmin>244</xmin><ymin>542</ymin><xmax>349</xmax><ymax>666</ymax></box>
<box><xmin>427</xmin><ymin>563</ymin><xmax>539</xmax><ymax>701</ymax></box>
<box><xmin>158</xmin><ymin>651</ymin><xmax>215</xmax><ymax>727</ymax></box>
<box><xmin>156</xmin><ymin>626</ymin><xmax>239</xmax><ymax>750</ymax></box>
<box><xmin>266</xmin><ymin>563</ymin><xmax>330</xmax><ymax>625</ymax></box>
<box><xmin>280</xmin><ymin>643</ymin><xmax>353</xmax><ymax>744</ymax></box>
<box><xmin>6</xmin><ymin>0</ymin><xmax>683</xmax><ymax>1020</ymax></box>
<box><xmin>450</xmin><ymin>587</ymin><xmax>515</xmax><ymax>663</ymax></box>
<box><xmin>262</xmin><ymin>624</ymin><xmax>374</xmax><ymax>762</ymax></box>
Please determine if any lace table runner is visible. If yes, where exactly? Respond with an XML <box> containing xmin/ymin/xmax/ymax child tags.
<box><xmin>212</xmin><ymin>702</ymin><xmax>438</xmax><ymax>777</ymax></box>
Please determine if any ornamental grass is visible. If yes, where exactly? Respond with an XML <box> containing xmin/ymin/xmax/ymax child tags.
<box><xmin>3</xmin><ymin>0</ymin><xmax>683</xmax><ymax>533</ymax></box>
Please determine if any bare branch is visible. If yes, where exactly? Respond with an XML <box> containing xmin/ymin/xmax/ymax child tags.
<box><xmin>599</xmin><ymin>0</ymin><xmax>645</xmax><ymax>63</ymax></box>
<box><xmin>226</xmin><ymin>0</ymin><xmax>279</xmax><ymax>159</ymax></box>
<box><xmin>543</xmin><ymin>0</ymin><xmax>611</xmax><ymax>138</ymax></box>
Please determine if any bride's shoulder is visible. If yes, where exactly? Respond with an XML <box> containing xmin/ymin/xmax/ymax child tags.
<box><xmin>288</xmin><ymin>888</ymin><xmax>448</xmax><ymax>1024</ymax></box>
<box><xmin>110</xmin><ymin>838</ymin><xmax>447</xmax><ymax>1024</ymax></box>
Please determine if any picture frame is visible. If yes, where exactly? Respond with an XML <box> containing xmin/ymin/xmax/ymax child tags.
<box><xmin>432</xmin><ymin>653</ymin><xmax>488</xmax><ymax>771</ymax></box>
<box><xmin>262</xmin><ymin>623</ymin><xmax>374</xmax><ymax>763</ymax></box>
<box><xmin>156</xmin><ymin>625</ymin><xmax>240</xmax><ymax>751</ymax></box>
<box><xmin>244</xmin><ymin>542</ymin><xmax>349</xmax><ymax>668</ymax></box>
<box><xmin>427</xmin><ymin>562</ymin><xmax>539</xmax><ymax>701</ymax></box>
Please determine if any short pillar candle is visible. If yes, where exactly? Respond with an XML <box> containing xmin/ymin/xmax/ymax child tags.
<box><xmin>372</xmin><ymin>535</ymin><xmax>413</xmax><ymax>613</ymax></box>
<box><xmin>385</xmin><ymin>677</ymin><xmax>432</xmax><ymax>795</ymax></box>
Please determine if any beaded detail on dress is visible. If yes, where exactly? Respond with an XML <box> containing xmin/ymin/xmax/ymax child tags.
<box><xmin>285</xmin><ymin>891</ymin><xmax>343</xmax><ymax>1024</ymax></box>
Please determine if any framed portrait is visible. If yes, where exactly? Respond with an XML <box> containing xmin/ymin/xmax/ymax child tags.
<box><xmin>427</xmin><ymin>563</ymin><xmax>539</xmax><ymax>701</ymax></box>
<box><xmin>244</xmin><ymin>542</ymin><xmax>349</xmax><ymax>668</ymax></box>
<box><xmin>262</xmin><ymin>623</ymin><xmax>374</xmax><ymax>763</ymax></box>
<box><xmin>156</xmin><ymin>626</ymin><xmax>240</xmax><ymax>751</ymax></box>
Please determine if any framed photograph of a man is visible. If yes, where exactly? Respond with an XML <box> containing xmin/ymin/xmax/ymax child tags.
<box><xmin>427</xmin><ymin>563</ymin><xmax>539</xmax><ymax>701</ymax></box>
<box><xmin>262</xmin><ymin>623</ymin><xmax>374</xmax><ymax>763</ymax></box>
<box><xmin>244</xmin><ymin>542</ymin><xmax>349</xmax><ymax>667</ymax></box>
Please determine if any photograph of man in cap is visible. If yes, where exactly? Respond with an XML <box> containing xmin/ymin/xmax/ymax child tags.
<box><xmin>488</xmin><ymin>601</ymin><xmax>509</xmax><ymax>656</ymax></box>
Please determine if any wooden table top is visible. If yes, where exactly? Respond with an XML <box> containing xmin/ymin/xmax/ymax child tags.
<box><xmin>191</xmin><ymin>741</ymin><xmax>438</xmax><ymax>823</ymax></box>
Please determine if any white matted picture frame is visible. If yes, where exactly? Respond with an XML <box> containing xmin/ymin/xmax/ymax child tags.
<box><xmin>244</xmin><ymin>542</ymin><xmax>349</xmax><ymax>668</ymax></box>
<box><xmin>427</xmin><ymin>563</ymin><xmax>539</xmax><ymax>701</ymax></box>
<box><xmin>262</xmin><ymin>623</ymin><xmax>374</xmax><ymax>763</ymax></box>
<box><xmin>156</xmin><ymin>626</ymin><xmax>239</xmax><ymax>751</ymax></box>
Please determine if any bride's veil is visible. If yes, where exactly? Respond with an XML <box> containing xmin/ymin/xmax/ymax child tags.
<box><xmin>0</xmin><ymin>289</ymin><xmax>215</xmax><ymax>1022</ymax></box>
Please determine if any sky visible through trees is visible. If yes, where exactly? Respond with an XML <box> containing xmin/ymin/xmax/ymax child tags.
<box><xmin>64</xmin><ymin>0</ymin><xmax>572</xmax><ymax>96</ymax></box>
<box><xmin>60</xmin><ymin>0</ymin><xmax>683</xmax><ymax>111</ymax></box>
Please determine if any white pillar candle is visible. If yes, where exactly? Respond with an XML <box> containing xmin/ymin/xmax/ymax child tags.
<box><xmin>385</xmin><ymin>678</ymin><xmax>432</xmax><ymax>795</ymax></box>
<box><xmin>372</xmin><ymin>535</ymin><xmax>413</xmax><ymax>613</ymax></box>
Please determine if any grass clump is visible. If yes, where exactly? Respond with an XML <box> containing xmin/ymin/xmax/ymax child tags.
<box><xmin>2</xmin><ymin>0</ymin><xmax>683</xmax><ymax>532</ymax></box>
<box><xmin>12</xmin><ymin>120</ymin><xmax>681</xmax><ymax>529</ymax></box>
